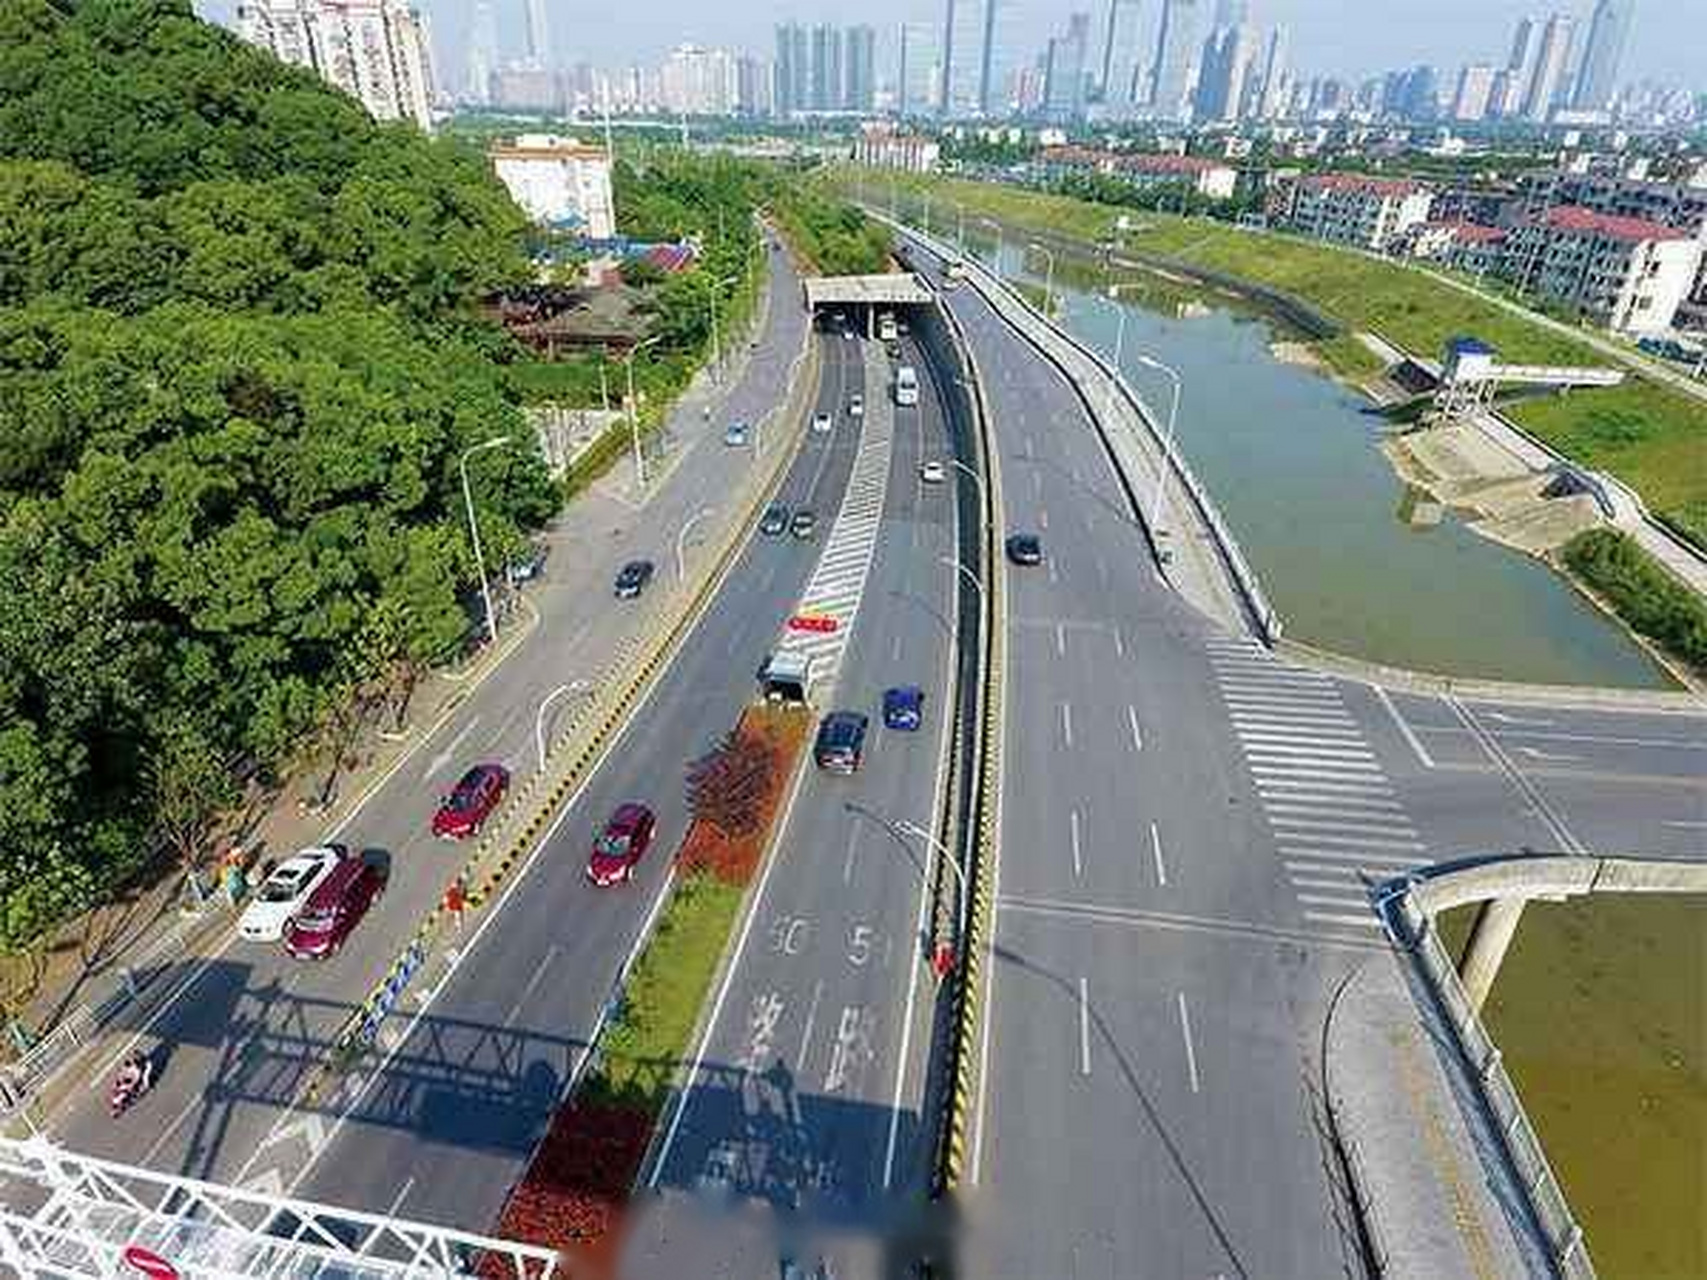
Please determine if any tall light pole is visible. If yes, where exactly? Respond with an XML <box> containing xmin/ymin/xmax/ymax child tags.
<box><xmin>1095</xmin><ymin>290</ymin><xmax>1131</xmax><ymax>428</ymax></box>
<box><xmin>1130</xmin><ymin>352</ymin><xmax>1183</xmax><ymax>538</ymax></box>
<box><xmin>458</xmin><ymin>436</ymin><xmax>511</xmax><ymax>648</ymax></box>
<box><xmin>898</xmin><ymin>820</ymin><xmax>969</xmax><ymax>949</ymax></box>
<box><xmin>1027</xmin><ymin>241</ymin><xmax>1056</xmax><ymax>313</ymax></box>
<box><xmin>706</xmin><ymin>272</ymin><xmax>739</xmax><ymax>386</ymax></box>
<box><xmin>974</xmin><ymin>215</ymin><xmax>1003</xmax><ymax>276</ymax></box>
<box><xmin>944</xmin><ymin>457</ymin><xmax>988</xmax><ymax>529</ymax></box>
<box><xmin>623</xmin><ymin>336</ymin><xmax>661</xmax><ymax>489</ymax></box>
<box><xmin>938</xmin><ymin>553</ymin><xmax>984</xmax><ymax>601</ymax></box>
<box><xmin>952</xmin><ymin>200</ymin><xmax>966</xmax><ymax>253</ymax></box>
<box><xmin>675</xmin><ymin>506</ymin><xmax>715</xmax><ymax>583</ymax></box>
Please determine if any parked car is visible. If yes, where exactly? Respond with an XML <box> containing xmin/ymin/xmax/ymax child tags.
<box><xmin>883</xmin><ymin>685</ymin><xmax>925</xmax><ymax>731</ymax></box>
<box><xmin>283</xmin><ymin>859</ymin><xmax>385</xmax><ymax>959</ymax></box>
<box><xmin>791</xmin><ymin>510</ymin><xmax>818</xmax><ymax>539</ymax></box>
<box><xmin>812</xmin><ymin>412</ymin><xmax>833</xmax><ymax>434</ymax></box>
<box><xmin>586</xmin><ymin>803</ymin><xmax>657</xmax><ymax>886</ymax></box>
<box><xmin>814</xmin><ymin>711</ymin><xmax>870</xmax><ymax>774</ymax></box>
<box><xmin>239</xmin><ymin>846</ymin><xmax>346</xmax><ymax>941</ymax></box>
<box><xmin>432</xmin><ymin>763</ymin><xmax>509</xmax><ymax>839</ymax></box>
<box><xmin>723</xmin><ymin>421</ymin><xmax>749</xmax><ymax>447</ymax></box>
<box><xmin>849</xmin><ymin>393</ymin><xmax>864</xmax><ymax>418</ymax></box>
<box><xmin>1005</xmin><ymin>532</ymin><xmax>1044</xmax><ymax>566</ymax></box>
<box><xmin>614</xmin><ymin>559</ymin><xmax>655</xmax><ymax>599</ymax></box>
<box><xmin>885</xmin><ymin>340</ymin><xmax>902</xmax><ymax>360</ymax></box>
<box><xmin>919</xmin><ymin>460</ymin><xmax>947</xmax><ymax>484</ymax></box>
<box><xmin>760</xmin><ymin>503</ymin><xmax>791</xmax><ymax>536</ymax></box>
<box><xmin>505</xmin><ymin>545</ymin><xmax>546</xmax><ymax>585</ymax></box>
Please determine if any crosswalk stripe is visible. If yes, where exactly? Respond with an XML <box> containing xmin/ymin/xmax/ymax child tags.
<box><xmin>1254</xmin><ymin>775</ymin><xmax>1397</xmax><ymax>796</ymax></box>
<box><xmin>1241</xmin><ymin>741</ymin><xmax>1377</xmax><ymax>761</ymax></box>
<box><xmin>1284</xmin><ymin>852</ymin><xmax>1420</xmax><ymax>870</ymax></box>
<box><xmin>1278</xmin><ymin>830</ymin><xmax>1425</xmax><ymax>851</ymax></box>
<box><xmin>1290</xmin><ymin>875</ymin><xmax>1361</xmax><ymax>891</ymax></box>
<box><xmin>1271</xmin><ymin>819</ymin><xmax>1421</xmax><ymax>842</ymax></box>
<box><xmin>1297</xmin><ymin>892</ymin><xmax>1370</xmax><ymax>908</ymax></box>
<box><xmin>1236</xmin><ymin>725</ymin><xmax>1370</xmax><ymax>744</ymax></box>
<box><xmin>1229</xmin><ymin>707</ymin><xmax>1360</xmax><ymax>725</ymax></box>
<box><xmin>1304</xmin><ymin>911</ymin><xmax>1381</xmax><ymax>929</ymax></box>
<box><xmin>1248</xmin><ymin>757</ymin><xmax>1388</xmax><ymax>777</ymax></box>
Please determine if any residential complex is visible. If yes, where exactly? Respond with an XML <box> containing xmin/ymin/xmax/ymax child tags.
<box><xmin>1275</xmin><ymin>174</ymin><xmax>1435</xmax><ymax>252</ymax></box>
<box><xmin>488</xmin><ymin>135</ymin><xmax>616</xmax><ymax>239</ymax></box>
<box><xmin>1500</xmin><ymin>208</ymin><xmax>1701</xmax><ymax>335</ymax></box>
<box><xmin>235</xmin><ymin>0</ymin><xmax>433</xmax><ymax>129</ymax></box>
<box><xmin>1037</xmin><ymin>145</ymin><xmax>1237</xmax><ymax>200</ymax></box>
<box><xmin>853</xmin><ymin>127</ymin><xmax>942</xmax><ymax>175</ymax></box>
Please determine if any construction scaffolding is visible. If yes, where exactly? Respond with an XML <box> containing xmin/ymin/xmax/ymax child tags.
<box><xmin>0</xmin><ymin>1137</ymin><xmax>557</xmax><ymax>1279</ymax></box>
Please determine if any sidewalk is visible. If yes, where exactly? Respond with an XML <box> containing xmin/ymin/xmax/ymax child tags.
<box><xmin>0</xmin><ymin>249</ymin><xmax>796</xmax><ymax>1077</ymax></box>
<box><xmin>1326</xmin><ymin>947</ymin><xmax>1554</xmax><ymax>1279</ymax></box>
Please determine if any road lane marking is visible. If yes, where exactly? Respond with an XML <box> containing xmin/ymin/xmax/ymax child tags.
<box><xmin>798</xmin><ymin>979</ymin><xmax>825</xmax><ymax>1071</ymax></box>
<box><xmin>1070</xmin><ymin>809</ymin><xmax>1083</xmax><ymax>878</ymax></box>
<box><xmin>1269</xmin><ymin>815</ymin><xmax>1420</xmax><ymax>838</ymax></box>
<box><xmin>1482</xmin><ymin>710</ymin><xmax>1556</xmax><ymax>727</ymax></box>
<box><xmin>1060</xmin><ymin>702</ymin><xmax>1074</xmax><ymax>748</ymax></box>
<box><xmin>1150</xmin><ymin>822</ymin><xmax>1167</xmax><ymax>887</ymax></box>
<box><xmin>1517</xmin><ymin>746</ymin><xmax>1581</xmax><ymax>763</ymax></box>
<box><xmin>504</xmin><ymin>943</ymin><xmax>561</xmax><ymax>1028</ymax></box>
<box><xmin>1113</xmin><ymin>627</ymin><xmax>1125</xmax><ymax>659</ymax></box>
<box><xmin>1177</xmin><ymin>993</ymin><xmax>1200</xmax><ymax>1094</ymax></box>
<box><xmin>841</xmin><ymin>824</ymin><xmax>861</xmax><ymax>885</ymax></box>
<box><xmin>1264</xmin><ymin>796</ymin><xmax>1405</xmax><ymax>815</ymax></box>
<box><xmin>1038</xmin><ymin>508</ymin><xmax>1049</xmax><ymax>530</ymax></box>
<box><xmin>139</xmin><ymin>1091</ymin><xmax>206</xmax><ymax>1169</ymax></box>
<box><xmin>1127</xmin><ymin>705</ymin><xmax>1143</xmax><ymax>752</ymax></box>
<box><xmin>1078</xmin><ymin>978</ymin><xmax>1092</xmax><ymax>1076</ymax></box>
<box><xmin>1305</xmin><ymin>910</ymin><xmax>1381</xmax><ymax>929</ymax></box>
<box><xmin>1237</xmin><ymin>738</ymin><xmax>1376</xmax><ymax>759</ymax></box>
<box><xmin>422</xmin><ymin>716</ymin><xmax>482</xmax><ymax>782</ymax></box>
<box><xmin>1254</xmin><ymin>775</ymin><xmax>1395</xmax><ymax>796</ymax></box>
<box><xmin>1055</xmin><ymin>622</ymin><xmax>1067</xmax><ymax>656</ymax></box>
<box><xmin>890</xmin><ymin>634</ymin><xmax>902</xmax><ymax>662</ymax></box>
<box><xmin>1047</xmin><ymin>558</ymin><xmax>1059</xmax><ymax>584</ymax></box>
<box><xmin>385</xmin><ymin>1175</ymin><xmax>416</xmax><ymax>1217</ymax></box>
<box><xmin>1374</xmin><ymin>686</ymin><xmax>1436</xmax><ymax>769</ymax></box>
<box><xmin>997</xmin><ymin>894</ymin><xmax>1383</xmax><ymax>953</ymax></box>
<box><xmin>1230</xmin><ymin>706</ymin><xmax>1360</xmax><ymax>726</ymax></box>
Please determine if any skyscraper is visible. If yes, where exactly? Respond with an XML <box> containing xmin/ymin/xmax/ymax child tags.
<box><xmin>977</xmin><ymin>0</ymin><xmax>1001</xmax><ymax>116</ymax></box>
<box><xmin>1097</xmin><ymin>0</ymin><xmax>1144</xmax><ymax>106</ymax></box>
<box><xmin>1498</xmin><ymin>16</ymin><xmax>1539</xmax><ymax>117</ymax></box>
<box><xmin>845</xmin><ymin>25</ymin><xmax>877</xmax><ymax>111</ymax></box>
<box><xmin>236</xmin><ymin>0</ymin><xmax>433</xmax><ymax>128</ymax></box>
<box><xmin>1523</xmin><ymin>13</ymin><xmax>1575</xmax><ymax>120</ymax></box>
<box><xmin>810</xmin><ymin>24</ymin><xmax>844</xmax><ymax>111</ymax></box>
<box><xmin>1211</xmin><ymin>0</ymin><xmax>1247</xmax><ymax>26</ymax></box>
<box><xmin>1573</xmin><ymin>0</ymin><xmax>1632</xmax><ymax>110</ymax></box>
<box><xmin>1452</xmin><ymin>64</ymin><xmax>1498</xmax><ymax>121</ymax></box>
<box><xmin>1256</xmin><ymin>25</ymin><xmax>1288</xmax><ymax>118</ymax></box>
<box><xmin>1193</xmin><ymin>21</ymin><xmax>1255</xmax><ymax>121</ymax></box>
<box><xmin>1147</xmin><ymin>0</ymin><xmax>1200</xmax><ymax>118</ymax></box>
<box><xmin>1043</xmin><ymin>12</ymin><xmax>1092</xmax><ymax>120</ymax></box>
<box><xmin>898</xmin><ymin>22</ymin><xmax>938</xmax><ymax>116</ymax></box>
<box><xmin>465</xmin><ymin>0</ymin><xmax>496</xmax><ymax>103</ymax></box>
<box><xmin>774</xmin><ymin>23</ymin><xmax>808</xmax><ymax>117</ymax></box>
<box><xmin>524</xmin><ymin>0</ymin><xmax>550</xmax><ymax>67</ymax></box>
<box><xmin>938</xmin><ymin>0</ymin><xmax>981</xmax><ymax>115</ymax></box>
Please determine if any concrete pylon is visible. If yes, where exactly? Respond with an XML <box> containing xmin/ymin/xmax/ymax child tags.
<box><xmin>1459</xmin><ymin>895</ymin><xmax>1527</xmax><ymax>1013</ymax></box>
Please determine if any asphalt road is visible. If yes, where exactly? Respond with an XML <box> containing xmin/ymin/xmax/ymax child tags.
<box><xmin>917</xmin><ymin>235</ymin><xmax>1707</xmax><ymax>1279</ymax></box>
<box><xmin>628</xmin><ymin>329</ymin><xmax>960</xmax><ymax>1277</ymax></box>
<box><xmin>39</xmin><ymin>245</ymin><xmax>816</xmax><ymax>1188</ymax></box>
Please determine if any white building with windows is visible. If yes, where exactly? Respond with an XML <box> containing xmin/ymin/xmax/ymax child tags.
<box><xmin>1502</xmin><ymin>207</ymin><xmax>1702</xmax><ymax>335</ymax></box>
<box><xmin>488</xmin><ymin>136</ymin><xmax>616</xmax><ymax>239</ymax></box>
<box><xmin>236</xmin><ymin>0</ymin><xmax>433</xmax><ymax>130</ymax></box>
<box><xmin>1278</xmin><ymin>173</ymin><xmax>1435</xmax><ymax>252</ymax></box>
<box><xmin>852</xmin><ymin>128</ymin><xmax>940</xmax><ymax>174</ymax></box>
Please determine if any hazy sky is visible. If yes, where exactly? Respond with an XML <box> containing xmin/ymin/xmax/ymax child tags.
<box><xmin>204</xmin><ymin>1</ymin><xmax>1705</xmax><ymax>91</ymax></box>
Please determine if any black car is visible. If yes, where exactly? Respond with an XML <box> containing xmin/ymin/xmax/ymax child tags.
<box><xmin>791</xmin><ymin>510</ymin><xmax>818</xmax><ymax>539</ymax></box>
<box><xmin>760</xmin><ymin>503</ymin><xmax>791</xmax><ymax>536</ymax></box>
<box><xmin>813</xmin><ymin>711</ymin><xmax>870</xmax><ymax>774</ymax></box>
<box><xmin>614</xmin><ymin>559</ymin><xmax>655</xmax><ymax>598</ymax></box>
<box><xmin>1005</xmin><ymin>533</ymin><xmax>1044</xmax><ymax>566</ymax></box>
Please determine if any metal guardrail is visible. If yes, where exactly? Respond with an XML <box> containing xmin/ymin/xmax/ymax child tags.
<box><xmin>1384</xmin><ymin>886</ymin><xmax>1593</xmax><ymax>1278</ymax></box>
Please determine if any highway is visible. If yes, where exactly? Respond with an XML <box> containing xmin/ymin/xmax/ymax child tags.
<box><xmin>38</xmin><ymin>246</ymin><xmax>820</xmax><ymax>1194</ymax></box>
<box><xmin>628</xmin><ymin>329</ymin><xmax>960</xmax><ymax>1276</ymax></box>
<box><xmin>913</xmin><ymin>235</ymin><xmax>1707</xmax><ymax>1278</ymax></box>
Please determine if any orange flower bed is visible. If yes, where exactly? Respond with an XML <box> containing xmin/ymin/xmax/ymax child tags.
<box><xmin>676</xmin><ymin>703</ymin><xmax>809</xmax><ymax>886</ymax></box>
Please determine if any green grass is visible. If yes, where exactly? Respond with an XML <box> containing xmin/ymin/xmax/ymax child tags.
<box><xmin>586</xmin><ymin>873</ymin><xmax>744</xmax><ymax>1109</ymax></box>
<box><xmin>1313</xmin><ymin>333</ymin><xmax>1387</xmax><ymax>381</ymax></box>
<box><xmin>844</xmin><ymin>170</ymin><xmax>1707</xmax><ymax>546</ymax></box>
<box><xmin>1563</xmin><ymin>528</ymin><xmax>1707</xmax><ymax>672</ymax></box>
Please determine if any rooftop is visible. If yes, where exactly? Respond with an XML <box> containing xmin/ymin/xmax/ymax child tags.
<box><xmin>1539</xmin><ymin>205</ymin><xmax>1695</xmax><ymax>244</ymax></box>
<box><xmin>1299</xmin><ymin>173</ymin><xmax>1427</xmax><ymax>197</ymax></box>
<box><xmin>802</xmin><ymin>274</ymin><xmax>936</xmax><ymax>308</ymax></box>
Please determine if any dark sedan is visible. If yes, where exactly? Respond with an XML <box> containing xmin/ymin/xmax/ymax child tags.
<box><xmin>614</xmin><ymin>559</ymin><xmax>655</xmax><ymax>599</ymax></box>
<box><xmin>814</xmin><ymin>711</ymin><xmax>870</xmax><ymax>774</ymax></box>
<box><xmin>1005</xmin><ymin>533</ymin><xmax>1044</xmax><ymax>566</ymax></box>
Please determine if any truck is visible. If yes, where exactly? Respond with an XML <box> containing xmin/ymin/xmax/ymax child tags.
<box><xmin>894</xmin><ymin>365</ymin><xmax>919</xmax><ymax>407</ymax></box>
<box><xmin>877</xmin><ymin>312</ymin><xmax>897</xmax><ymax>342</ymax></box>
<box><xmin>759</xmin><ymin>651</ymin><xmax>812</xmax><ymax>704</ymax></box>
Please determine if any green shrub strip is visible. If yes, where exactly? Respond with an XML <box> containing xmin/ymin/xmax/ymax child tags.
<box><xmin>1563</xmin><ymin>530</ymin><xmax>1707</xmax><ymax>673</ymax></box>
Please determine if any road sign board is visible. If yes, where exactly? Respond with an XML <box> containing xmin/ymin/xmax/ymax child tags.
<box><xmin>787</xmin><ymin>614</ymin><xmax>839</xmax><ymax>634</ymax></box>
<box><xmin>122</xmin><ymin>1245</ymin><xmax>180</xmax><ymax>1279</ymax></box>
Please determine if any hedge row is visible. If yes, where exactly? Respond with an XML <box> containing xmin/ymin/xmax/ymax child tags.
<box><xmin>1563</xmin><ymin>529</ymin><xmax>1707</xmax><ymax>672</ymax></box>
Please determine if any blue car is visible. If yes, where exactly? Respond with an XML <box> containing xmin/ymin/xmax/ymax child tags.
<box><xmin>883</xmin><ymin>685</ymin><xmax>924</xmax><ymax>731</ymax></box>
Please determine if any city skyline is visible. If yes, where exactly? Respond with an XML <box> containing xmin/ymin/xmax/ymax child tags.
<box><xmin>193</xmin><ymin>0</ymin><xmax>1701</xmax><ymax>92</ymax></box>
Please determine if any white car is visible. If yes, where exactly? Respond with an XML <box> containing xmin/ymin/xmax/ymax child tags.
<box><xmin>812</xmin><ymin>412</ymin><xmax>833</xmax><ymax>434</ymax></box>
<box><xmin>239</xmin><ymin>846</ymin><xmax>346</xmax><ymax>941</ymax></box>
<box><xmin>849</xmin><ymin>394</ymin><xmax>864</xmax><ymax>418</ymax></box>
<box><xmin>919</xmin><ymin>460</ymin><xmax>947</xmax><ymax>484</ymax></box>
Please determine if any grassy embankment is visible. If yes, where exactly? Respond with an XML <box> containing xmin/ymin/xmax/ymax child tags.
<box><xmin>852</xmin><ymin>172</ymin><xmax>1707</xmax><ymax>552</ymax></box>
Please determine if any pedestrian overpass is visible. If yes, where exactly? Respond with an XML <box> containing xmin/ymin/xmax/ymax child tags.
<box><xmin>1433</xmin><ymin>335</ymin><xmax>1626</xmax><ymax>418</ymax></box>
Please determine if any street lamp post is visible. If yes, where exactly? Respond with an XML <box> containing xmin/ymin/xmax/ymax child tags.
<box><xmin>898</xmin><ymin>820</ymin><xmax>969</xmax><ymax>950</ymax></box>
<box><xmin>1130</xmin><ymin>352</ymin><xmax>1183</xmax><ymax>539</ymax></box>
<box><xmin>974</xmin><ymin>216</ymin><xmax>1003</xmax><ymax>276</ymax></box>
<box><xmin>458</xmin><ymin>436</ymin><xmax>511</xmax><ymax>648</ymax></box>
<box><xmin>1095</xmin><ymin>291</ymin><xmax>1131</xmax><ymax>427</ymax></box>
<box><xmin>1027</xmin><ymin>242</ymin><xmax>1056</xmax><ymax>313</ymax></box>
<box><xmin>945</xmin><ymin>457</ymin><xmax>988</xmax><ymax>529</ymax></box>
<box><xmin>706</xmin><ymin>272</ymin><xmax>740</xmax><ymax>387</ymax></box>
<box><xmin>675</xmin><ymin>506</ymin><xmax>716</xmax><ymax>583</ymax></box>
<box><xmin>938</xmin><ymin>553</ymin><xmax>984</xmax><ymax>601</ymax></box>
<box><xmin>623</xmin><ymin>336</ymin><xmax>661</xmax><ymax>489</ymax></box>
<box><xmin>952</xmin><ymin>201</ymin><xmax>966</xmax><ymax>253</ymax></box>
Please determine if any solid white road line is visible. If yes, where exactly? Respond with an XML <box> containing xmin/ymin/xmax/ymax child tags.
<box><xmin>1113</xmin><ymin>628</ymin><xmax>1125</xmax><ymax>659</ymax></box>
<box><xmin>1078</xmin><ymin>977</ymin><xmax>1092</xmax><ymax>1077</ymax></box>
<box><xmin>385</xmin><ymin>1175</ymin><xmax>417</xmax><ymax>1218</ymax></box>
<box><xmin>1150</xmin><ymin>822</ymin><xmax>1168</xmax><ymax>887</ymax></box>
<box><xmin>798</xmin><ymin>979</ymin><xmax>825</xmax><ymax>1073</ymax></box>
<box><xmin>1305</xmin><ymin>910</ymin><xmax>1381</xmax><ymax>929</ymax></box>
<box><xmin>1269</xmin><ymin>815</ymin><xmax>1420</xmax><ymax>838</ymax></box>
<box><xmin>1177</xmin><ymin>993</ymin><xmax>1200</xmax><ymax>1095</ymax></box>
<box><xmin>1127</xmin><ymin>705</ymin><xmax>1143</xmax><ymax>752</ymax></box>
<box><xmin>1060</xmin><ymin>702</ymin><xmax>1073</xmax><ymax>748</ymax></box>
<box><xmin>1238</xmin><ymin>738</ymin><xmax>1376</xmax><ymax>760</ymax></box>
<box><xmin>139</xmin><ymin>1092</ymin><xmax>205</xmax><ymax>1169</ymax></box>
<box><xmin>1056</xmin><ymin>622</ymin><xmax>1067</xmax><ymax>656</ymax></box>
<box><xmin>1070</xmin><ymin>809</ymin><xmax>1083</xmax><ymax>879</ymax></box>
<box><xmin>1254</xmin><ymin>776</ymin><xmax>1396</xmax><ymax>797</ymax></box>
<box><xmin>1282</xmin><ymin>851</ymin><xmax>1422</xmax><ymax>869</ymax></box>
<box><xmin>1375</xmin><ymin>685</ymin><xmax>1436</xmax><ymax>769</ymax></box>
<box><xmin>841</xmin><ymin>824</ymin><xmax>861</xmax><ymax>885</ymax></box>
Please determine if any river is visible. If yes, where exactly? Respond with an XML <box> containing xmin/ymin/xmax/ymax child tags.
<box><xmin>972</xmin><ymin>241</ymin><xmax>1673</xmax><ymax>689</ymax></box>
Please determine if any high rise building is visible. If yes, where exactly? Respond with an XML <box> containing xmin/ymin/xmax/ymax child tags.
<box><xmin>845</xmin><ymin>25</ymin><xmax>877</xmax><ymax>111</ymax></box>
<box><xmin>1147</xmin><ymin>0</ymin><xmax>1200</xmax><ymax>119</ymax></box>
<box><xmin>1522</xmin><ymin>14</ymin><xmax>1574</xmax><ymax>120</ymax></box>
<box><xmin>1573</xmin><ymin>0</ymin><xmax>1631</xmax><ymax>111</ymax></box>
<box><xmin>1211</xmin><ymin>0</ymin><xmax>1247</xmax><ymax>26</ymax></box>
<box><xmin>524</xmin><ymin>0</ymin><xmax>550</xmax><ymax>67</ymax></box>
<box><xmin>977</xmin><ymin>0</ymin><xmax>1001</xmax><ymax>116</ymax></box>
<box><xmin>898</xmin><ymin>22</ymin><xmax>939</xmax><ymax>116</ymax></box>
<box><xmin>810</xmin><ymin>24</ymin><xmax>844</xmax><ymax>111</ymax></box>
<box><xmin>661</xmin><ymin>44</ymin><xmax>736</xmax><ymax>116</ymax></box>
<box><xmin>1498</xmin><ymin>16</ymin><xmax>1540</xmax><ymax>116</ymax></box>
<box><xmin>465</xmin><ymin>0</ymin><xmax>496</xmax><ymax>104</ymax></box>
<box><xmin>774</xmin><ymin>23</ymin><xmax>809</xmax><ymax>116</ymax></box>
<box><xmin>1097</xmin><ymin>0</ymin><xmax>1144</xmax><ymax>106</ymax></box>
<box><xmin>236</xmin><ymin>0</ymin><xmax>433</xmax><ymax>129</ymax></box>
<box><xmin>1452</xmin><ymin>64</ymin><xmax>1498</xmax><ymax>121</ymax></box>
<box><xmin>1043</xmin><ymin>12</ymin><xmax>1092</xmax><ymax>120</ymax></box>
<box><xmin>938</xmin><ymin>0</ymin><xmax>981</xmax><ymax>115</ymax></box>
<box><xmin>1193</xmin><ymin>21</ymin><xmax>1255</xmax><ymax>122</ymax></box>
<box><xmin>735</xmin><ymin>55</ymin><xmax>771</xmax><ymax>115</ymax></box>
<box><xmin>1255</xmin><ymin>25</ymin><xmax>1288</xmax><ymax>118</ymax></box>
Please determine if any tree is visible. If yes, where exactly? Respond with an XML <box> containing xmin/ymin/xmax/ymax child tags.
<box><xmin>147</xmin><ymin>717</ymin><xmax>239</xmax><ymax>879</ymax></box>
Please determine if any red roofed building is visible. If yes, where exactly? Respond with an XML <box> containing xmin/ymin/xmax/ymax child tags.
<box><xmin>1276</xmin><ymin>171</ymin><xmax>1436</xmax><ymax>251</ymax></box>
<box><xmin>1501</xmin><ymin>205</ymin><xmax>1703</xmax><ymax>334</ymax></box>
<box><xmin>1035</xmin><ymin>147</ymin><xmax>1238</xmax><ymax>200</ymax></box>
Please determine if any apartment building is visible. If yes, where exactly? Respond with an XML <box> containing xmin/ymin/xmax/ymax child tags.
<box><xmin>488</xmin><ymin>136</ymin><xmax>616</xmax><ymax>239</ymax></box>
<box><xmin>853</xmin><ymin>127</ymin><xmax>941</xmax><ymax>174</ymax></box>
<box><xmin>1277</xmin><ymin>173</ymin><xmax>1434</xmax><ymax>251</ymax></box>
<box><xmin>1501</xmin><ymin>206</ymin><xmax>1701</xmax><ymax>335</ymax></box>
<box><xmin>237</xmin><ymin>0</ymin><xmax>433</xmax><ymax>130</ymax></box>
<box><xmin>1035</xmin><ymin>147</ymin><xmax>1237</xmax><ymax>200</ymax></box>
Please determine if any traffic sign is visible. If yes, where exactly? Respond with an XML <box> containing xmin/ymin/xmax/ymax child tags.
<box><xmin>787</xmin><ymin>614</ymin><xmax>839</xmax><ymax>634</ymax></box>
<box><xmin>122</xmin><ymin>1246</ymin><xmax>180</xmax><ymax>1280</ymax></box>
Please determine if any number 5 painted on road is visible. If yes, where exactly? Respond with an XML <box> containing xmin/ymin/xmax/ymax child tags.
<box><xmin>847</xmin><ymin>924</ymin><xmax>873</xmax><ymax>967</ymax></box>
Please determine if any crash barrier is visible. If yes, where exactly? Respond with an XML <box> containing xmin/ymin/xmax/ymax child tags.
<box><xmin>925</xmin><ymin>268</ymin><xmax>1008</xmax><ymax>1200</ymax></box>
<box><xmin>313</xmin><ymin>317</ymin><xmax>822</xmax><ymax>1098</ymax></box>
<box><xmin>881</xmin><ymin>213</ymin><xmax>1282</xmax><ymax>645</ymax></box>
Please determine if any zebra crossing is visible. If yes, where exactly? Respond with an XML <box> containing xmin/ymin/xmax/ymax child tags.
<box><xmin>1205</xmin><ymin>635</ymin><xmax>1424</xmax><ymax>936</ymax></box>
<box><xmin>774</xmin><ymin>349</ymin><xmax>893</xmax><ymax>696</ymax></box>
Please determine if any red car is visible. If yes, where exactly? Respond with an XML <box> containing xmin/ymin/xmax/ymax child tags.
<box><xmin>432</xmin><ymin>763</ymin><xmax>509</xmax><ymax>839</ymax></box>
<box><xmin>283</xmin><ymin>859</ymin><xmax>385</xmax><ymax>960</ymax></box>
<box><xmin>586</xmin><ymin>803</ymin><xmax>656</xmax><ymax>886</ymax></box>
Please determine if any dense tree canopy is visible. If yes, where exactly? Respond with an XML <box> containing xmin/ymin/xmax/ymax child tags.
<box><xmin>0</xmin><ymin>0</ymin><xmax>554</xmax><ymax>949</ymax></box>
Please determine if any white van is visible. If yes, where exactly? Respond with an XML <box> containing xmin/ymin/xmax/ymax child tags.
<box><xmin>894</xmin><ymin>365</ymin><xmax>919</xmax><ymax>407</ymax></box>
